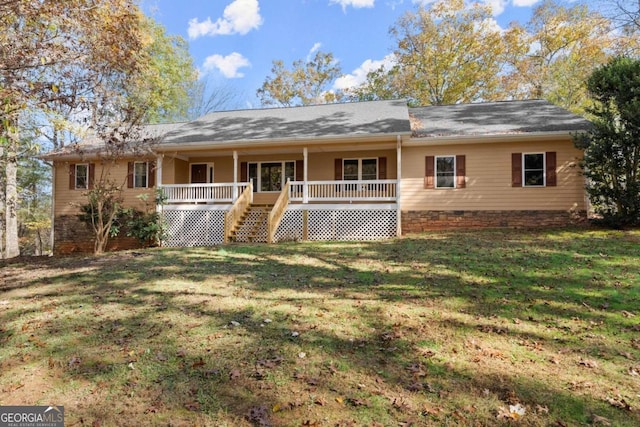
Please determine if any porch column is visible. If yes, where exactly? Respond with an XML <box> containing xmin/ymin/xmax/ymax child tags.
<box><xmin>233</xmin><ymin>150</ymin><xmax>238</xmax><ymax>199</ymax></box>
<box><xmin>156</xmin><ymin>154</ymin><xmax>163</xmax><ymax>214</ymax></box>
<box><xmin>396</xmin><ymin>135</ymin><xmax>402</xmax><ymax>237</ymax></box>
<box><xmin>303</xmin><ymin>147</ymin><xmax>308</xmax><ymax>204</ymax></box>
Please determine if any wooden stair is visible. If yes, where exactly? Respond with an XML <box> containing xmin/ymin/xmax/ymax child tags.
<box><xmin>228</xmin><ymin>204</ymin><xmax>272</xmax><ymax>243</ymax></box>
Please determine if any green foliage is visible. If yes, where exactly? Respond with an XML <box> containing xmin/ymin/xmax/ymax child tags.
<box><xmin>123</xmin><ymin>191</ymin><xmax>167</xmax><ymax>246</ymax></box>
<box><xmin>576</xmin><ymin>56</ymin><xmax>640</xmax><ymax>227</ymax></box>
<box><xmin>78</xmin><ymin>180</ymin><xmax>125</xmax><ymax>253</ymax></box>
<box><xmin>124</xmin><ymin>209</ymin><xmax>165</xmax><ymax>246</ymax></box>
<box><xmin>257</xmin><ymin>51</ymin><xmax>343</xmax><ymax>107</ymax></box>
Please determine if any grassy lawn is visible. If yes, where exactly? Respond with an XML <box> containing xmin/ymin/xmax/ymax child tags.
<box><xmin>1</xmin><ymin>228</ymin><xmax>639</xmax><ymax>426</ymax></box>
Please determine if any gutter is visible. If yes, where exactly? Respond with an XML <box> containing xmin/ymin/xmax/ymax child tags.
<box><xmin>156</xmin><ymin>132</ymin><xmax>413</xmax><ymax>152</ymax></box>
<box><xmin>404</xmin><ymin>131</ymin><xmax>585</xmax><ymax>147</ymax></box>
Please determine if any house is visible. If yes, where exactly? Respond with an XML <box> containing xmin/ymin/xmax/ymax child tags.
<box><xmin>43</xmin><ymin>99</ymin><xmax>591</xmax><ymax>254</ymax></box>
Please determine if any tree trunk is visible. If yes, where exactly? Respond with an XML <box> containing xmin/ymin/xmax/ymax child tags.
<box><xmin>0</xmin><ymin>145</ymin><xmax>5</xmax><ymax>259</ymax></box>
<box><xmin>4</xmin><ymin>132</ymin><xmax>20</xmax><ymax>259</ymax></box>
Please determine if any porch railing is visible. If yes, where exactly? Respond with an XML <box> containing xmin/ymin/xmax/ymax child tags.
<box><xmin>161</xmin><ymin>183</ymin><xmax>249</xmax><ymax>203</ymax></box>
<box><xmin>224</xmin><ymin>182</ymin><xmax>253</xmax><ymax>243</ymax></box>
<box><xmin>289</xmin><ymin>180</ymin><xmax>397</xmax><ymax>202</ymax></box>
<box><xmin>267</xmin><ymin>180</ymin><xmax>290</xmax><ymax>244</ymax></box>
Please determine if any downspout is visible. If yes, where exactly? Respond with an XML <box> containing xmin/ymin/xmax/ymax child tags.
<box><xmin>396</xmin><ymin>135</ymin><xmax>402</xmax><ymax>237</ymax></box>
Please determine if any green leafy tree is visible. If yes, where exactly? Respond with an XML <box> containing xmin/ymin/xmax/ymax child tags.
<box><xmin>17</xmin><ymin>156</ymin><xmax>51</xmax><ymax>255</ymax></box>
<box><xmin>503</xmin><ymin>0</ymin><xmax>614</xmax><ymax>114</ymax></box>
<box><xmin>257</xmin><ymin>51</ymin><xmax>343</xmax><ymax>107</ymax></box>
<box><xmin>388</xmin><ymin>0</ymin><xmax>507</xmax><ymax>105</ymax></box>
<box><xmin>575</xmin><ymin>56</ymin><xmax>640</xmax><ymax>227</ymax></box>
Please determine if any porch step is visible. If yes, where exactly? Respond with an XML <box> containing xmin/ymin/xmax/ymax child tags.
<box><xmin>228</xmin><ymin>204</ymin><xmax>273</xmax><ymax>243</ymax></box>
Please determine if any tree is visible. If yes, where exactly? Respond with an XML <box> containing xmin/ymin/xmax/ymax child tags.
<box><xmin>187</xmin><ymin>78</ymin><xmax>243</xmax><ymax>119</ymax></box>
<box><xmin>257</xmin><ymin>51</ymin><xmax>343</xmax><ymax>107</ymax></box>
<box><xmin>388</xmin><ymin>0</ymin><xmax>507</xmax><ymax>105</ymax></box>
<box><xmin>0</xmin><ymin>1</ymin><xmax>197</xmax><ymax>257</ymax></box>
<box><xmin>345</xmin><ymin>63</ymin><xmax>402</xmax><ymax>102</ymax></box>
<box><xmin>575</xmin><ymin>56</ymin><xmax>640</xmax><ymax>227</ymax></box>
<box><xmin>503</xmin><ymin>0</ymin><xmax>614</xmax><ymax>114</ymax></box>
<box><xmin>0</xmin><ymin>0</ymin><xmax>146</xmax><ymax>258</ymax></box>
<box><xmin>17</xmin><ymin>156</ymin><xmax>51</xmax><ymax>256</ymax></box>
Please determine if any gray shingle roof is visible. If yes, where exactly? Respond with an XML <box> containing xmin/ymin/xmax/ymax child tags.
<box><xmin>160</xmin><ymin>99</ymin><xmax>411</xmax><ymax>146</ymax></box>
<box><xmin>409</xmin><ymin>100</ymin><xmax>591</xmax><ymax>138</ymax></box>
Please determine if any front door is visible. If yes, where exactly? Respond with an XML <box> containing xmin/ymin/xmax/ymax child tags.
<box><xmin>191</xmin><ymin>163</ymin><xmax>213</xmax><ymax>183</ymax></box>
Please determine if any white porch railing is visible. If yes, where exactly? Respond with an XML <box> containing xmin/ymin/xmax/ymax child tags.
<box><xmin>289</xmin><ymin>180</ymin><xmax>398</xmax><ymax>202</ymax></box>
<box><xmin>161</xmin><ymin>183</ymin><xmax>249</xmax><ymax>203</ymax></box>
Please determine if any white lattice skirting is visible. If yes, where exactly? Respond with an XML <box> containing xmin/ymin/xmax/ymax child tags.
<box><xmin>163</xmin><ymin>208</ymin><xmax>226</xmax><ymax>247</ymax></box>
<box><xmin>275</xmin><ymin>208</ymin><xmax>397</xmax><ymax>242</ymax></box>
<box><xmin>163</xmin><ymin>205</ymin><xmax>398</xmax><ymax>247</ymax></box>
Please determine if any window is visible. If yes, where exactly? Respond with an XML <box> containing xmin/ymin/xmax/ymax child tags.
<box><xmin>523</xmin><ymin>153</ymin><xmax>544</xmax><ymax>187</ymax></box>
<box><xmin>75</xmin><ymin>164</ymin><xmax>88</xmax><ymax>189</ymax></box>
<box><xmin>343</xmin><ymin>158</ymin><xmax>378</xmax><ymax>181</ymax></box>
<box><xmin>435</xmin><ymin>156</ymin><xmax>455</xmax><ymax>188</ymax></box>
<box><xmin>511</xmin><ymin>152</ymin><xmax>556</xmax><ymax>188</ymax></box>
<box><xmin>248</xmin><ymin>161</ymin><xmax>295</xmax><ymax>192</ymax></box>
<box><xmin>424</xmin><ymin>155</ymin><xmax>465</xmax><ymax>189</ymax></box>
<box><xmin>134</xmin><ymin>162</ymin><xmax>148</xmax><ymax>188</ymax></box>
<box><xmin>127</xmin><ymin>161</ymin><xmax>154</xmax><ymax>189</ymax></box>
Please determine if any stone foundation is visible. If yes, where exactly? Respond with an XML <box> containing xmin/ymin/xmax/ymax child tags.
<box><xmin>402</xmin><ymin>210</ymin><xmax>587</xmax><ymax>233</ymax></box>
<box><xmin>54</xmin><ymin>215</ymin><xmax>143</xmax><ymax>255</ymax></box>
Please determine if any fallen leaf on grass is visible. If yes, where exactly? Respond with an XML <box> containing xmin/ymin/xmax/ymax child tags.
<box><xmin>606</xmin><ymin>396</ymin><xmax>632</xmax><ymax>411</ymax></box>
<box><xmin>184</xmin><ymin>401</ymin><xmax>200</xmax><ymax>412</ymax></box>
<box><xmin>627</xmin><ymin>367</ymin><xmax>639</xmax><ymax>376</ymax></box>
<box><xmin>497</xmin><ymin>403</ymin><xmax>526</xmax><ymax>420</ymax></box>
<box><xmin>229</xmin><ymin>369</ymin><xmax>241</xmax><ymax>380</ymax></box>
<box><xmin>155</xmin><ymin>352</ymin><xmax>168</xmax><ymax>362</ymax></box>
<box><xmin>592</xmin><ymin>415</ymin><xmax>612</xmax><ymax>426</ymax></box>
<box><xmin>578</xmin><ymin>358</ymin><xmax>599</xmax><ymax>369</ymax></box>
<box><xmin>535</xmin><ymin>405</ymin><xmax>549</xmax><ymax>414</ymax></box>
<box><xmin>68</xmin><ymin>356</ymin><xmax>81</xmax><ymax>368</ymax></box>
<box><xmin>247</xmin><ymin>406</ymin><xmax>271</xmax><ymax>427</ymax></box>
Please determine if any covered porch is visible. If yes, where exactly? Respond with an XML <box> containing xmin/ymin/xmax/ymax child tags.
<box><xmin>155</xmin><ymin>142</ymin><xmax>402</xmax><ymax>246</ymax></box>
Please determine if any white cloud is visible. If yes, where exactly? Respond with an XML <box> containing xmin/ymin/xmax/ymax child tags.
<box><xmin>330</xmin><ymin>0</ymin><xmax>375</xmax><ymax>11</ymax></box>
<box><xmin>307</xmin><ymin>43</ymin><xmax>323</xmax><ymax>61</ymax></box>
<box><xmin>188</xmin><ymin>0</ymin><xmax>263</xmax><ymax>39</ymax></box>
<box><xmin>202</xmin><ymin>53</ymin><xmax>251</xmax><ymax>78</ymax></box>
<box><xmin>333</xmin><ymin>54</ymin><xmax>397</xmax><ymax>91</ymax></box>
<box><xmin>513</xmin><ymin>0</ymin><xmax>540</xmax><ymax>6</ymax></box>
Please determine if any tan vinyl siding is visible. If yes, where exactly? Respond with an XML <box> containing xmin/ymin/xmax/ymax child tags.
<box><xmin>160</xmin><ymin>149</ymin><xmax>397</xmax><ymax>184</ymax></box>
<box><xmin>308</xmin><ymin>150</ymin><xmax>396</xmax><ymax>181</ymax></box>
<box><xmin>401</xmin><ymin>139</ymin><xmax>585</xmax><ymax>211</ymax></box>
<box><xmin>54</xmin><ymin>159</ymin><xmax>155</xmax><ymax>216</ymax></box>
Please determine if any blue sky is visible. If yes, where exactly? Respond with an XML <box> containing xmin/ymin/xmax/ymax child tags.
<box><xmin>140</xmin><ymin>0</ymin><xmax>570</xmax><ymax>108</ymax></box>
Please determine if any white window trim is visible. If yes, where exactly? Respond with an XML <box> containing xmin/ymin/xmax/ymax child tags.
<box><xmin>248</xmin><ymin>160</ymin><xmax>296</xmax><ymax>193</ymax></box>
<box><xmin>435</xmin><ymin>155</ymin><xmax>456</xmax><ymax>189</ymax></box>
<box><xmin>133</xmin><ymin>161</ymin><xmax>149</xmax><ymax>189</ymax></box>
<box><xmin>189</xmin><ymin>162</ymin><xmax>215</xmax><ymax>184</ymax></box>
<box><xmin>75</xmin><ymin>163</ymin><xmax>89</xmax><ymax>190</ymax></box>
<box><xmin>342</xmin><ymin>158</ymin><xmax>378</xmax><ymax>180</ymax></box>
<box><xmin>522</xmin><ymin>152</ymin><xmax>546</xmax><ymax>187</ymax></box>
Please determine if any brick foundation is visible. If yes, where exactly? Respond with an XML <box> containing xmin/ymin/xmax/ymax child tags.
<box><xmin>402</xmin><ymin>210</ymin><xmax>587</xmax><ymax>233</ymax></box>
<box><xmin>53</xmin><ymin>215</ymin><xmax>143</xmax><ymax>255</ymax></box>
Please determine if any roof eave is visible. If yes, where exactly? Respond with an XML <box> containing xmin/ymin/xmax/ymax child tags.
<box><xmin>156</xmin><ymin>131</ymin><xmax>412</xmax><ymax>152</ymax></box>
<box><xmin>404</xmin><ymin>130</ymin><xmax>586</xmax><ymax>147</ymax></box>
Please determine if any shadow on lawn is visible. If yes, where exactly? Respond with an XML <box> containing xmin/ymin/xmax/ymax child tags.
<box><xmin>1</xmin><ymin>229</ymin><xmax>639</xmax><ymax>425</ymax></box>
